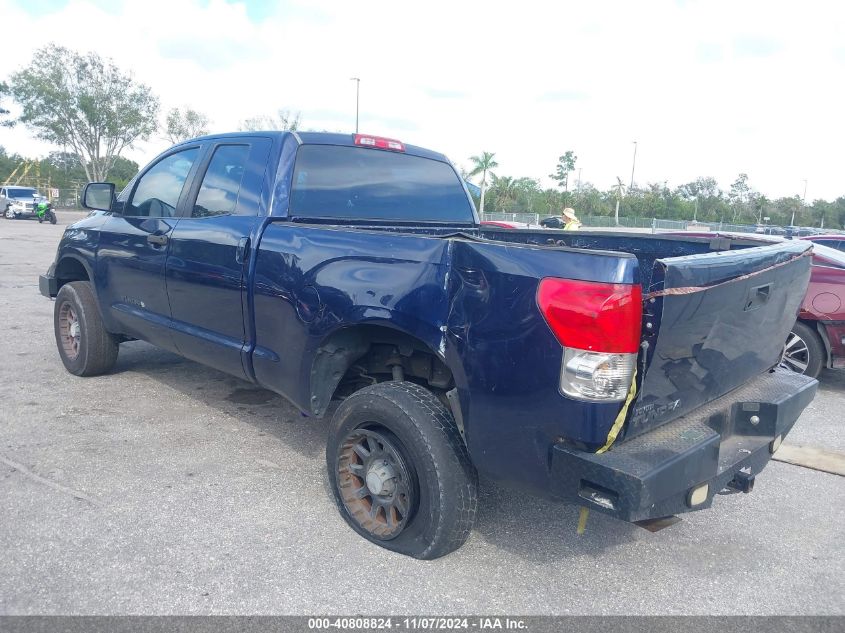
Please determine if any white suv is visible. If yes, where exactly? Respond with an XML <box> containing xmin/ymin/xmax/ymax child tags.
<box><xmin>1</xmin><ymin>186</ymin><xmax>40</xmax><ymax>219</ymax></box>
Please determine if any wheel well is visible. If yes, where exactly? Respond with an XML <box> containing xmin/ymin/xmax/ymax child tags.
<box><xmin>310</xmin><ymin>325</ymin><xmax>454</xmax><ymax>417</ymax></box>
<box><xmin>55</xmin><ymin>257</ymin><xmax>90</xmax><ymax>289</ymax></box>
<box><xmin>798</xmin><ymin>318</ymin><xmax>832</xmax><ymax>368</ymax></box>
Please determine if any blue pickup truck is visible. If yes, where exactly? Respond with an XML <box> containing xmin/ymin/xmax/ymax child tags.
<box><xmin>40</xmin><ymin>132</ymin><xmax>818</xmax><ymax>558</ymax></box>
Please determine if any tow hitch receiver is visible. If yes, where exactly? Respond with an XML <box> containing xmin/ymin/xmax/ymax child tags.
<box><xmin>725</xmin><ymin>470</ymin><xmax>755</xmax><ymax>493</ymax></box>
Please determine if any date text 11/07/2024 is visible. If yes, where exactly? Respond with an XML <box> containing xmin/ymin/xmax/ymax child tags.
<box><xmin>307</xmin><ymin>617</ymin><xmax>527</xmax><ymax>630</ymax></box>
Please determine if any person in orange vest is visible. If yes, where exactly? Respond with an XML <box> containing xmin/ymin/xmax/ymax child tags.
<box><xmin>562</xmin><ymin>207</ymin><xmax>582</xmax><ymax>230</ymax></box>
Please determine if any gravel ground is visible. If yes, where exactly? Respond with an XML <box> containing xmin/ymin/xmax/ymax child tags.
<box><xmin>1</xmin><ymin>212</ymin><xmax>843</xmax><ymax>615</ymax></box>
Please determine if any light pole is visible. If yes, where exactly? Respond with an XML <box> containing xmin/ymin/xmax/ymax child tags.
<box><xmin>629</xmin><ymin>141</ymin><xmax>637</xmax><ymax>190</ymax></box>
<box><xmin>350</xmin><ymin>77</ymin><xmax>360</xmax><ymax>133</ymax></box>
<box><xmin>792</xmin><ymin>178</ymin><xmax>806</xmax><ymax>226</ymax></box>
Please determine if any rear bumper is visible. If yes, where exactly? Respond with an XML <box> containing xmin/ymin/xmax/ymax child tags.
<box><xmin>39</xmin><ymin>273</ymin><xmax>58</xmax><ymax>298</ymax></box>
<box><xmin>550</xmin><ymin>369</ymin><xmax>818</xmax><ymax>521</ymax></box>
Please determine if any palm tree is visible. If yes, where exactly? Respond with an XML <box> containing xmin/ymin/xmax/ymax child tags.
<box><xmin>490</xmin><ymin>174</ymin><xmax>516</xmax><ymax>211</ymax></box>
<box><xmin>468</xmin><ymin>151</ymin><xmax>498</xmax><ymax>214</ymax></box>
<box><xmin>613</xmin><ymin>177</ymin><xmax>626</xmax><ymax>226</ymax></box>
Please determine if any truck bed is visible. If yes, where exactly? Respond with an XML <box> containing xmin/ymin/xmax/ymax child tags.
<box><xmin>254</xmin><ymin>221</ymin><xmax>811</xmax><ymax>475</ymax></box>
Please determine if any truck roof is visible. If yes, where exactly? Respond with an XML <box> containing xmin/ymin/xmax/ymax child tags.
<box><xmin>181</xmin><ymin>131</ymin><xmax>450</xmax><ymax>163</ymax></box>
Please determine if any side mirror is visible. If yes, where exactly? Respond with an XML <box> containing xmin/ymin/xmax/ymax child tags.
<box><xmin>82</xmin><ymin>182</ymin><xmax>115</xmax><ymax>212</ymax></box>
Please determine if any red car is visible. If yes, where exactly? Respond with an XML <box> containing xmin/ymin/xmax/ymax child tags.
<box><xmin>791</xmin><ymin>241</ymin><xmax>845</xmax><ymax>375</ymax></box>
<box><xmin>800</xmin><ymin>234</ymin><xmax>845</xmax><ymax>253</ymax></box>
<box><xmin>678</xmin><ymin>232</ymin><xmax>845</xmax><ymax>377</ymax></box>
<box><xmin>479</xmin><ymin>220</ymin><xmax>532</xmax><ymax>229</ymax></box>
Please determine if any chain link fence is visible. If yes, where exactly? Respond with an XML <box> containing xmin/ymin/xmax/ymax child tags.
<box><xmin>50</xmin><ymin>187</ymin><xmax>83</xmax><ymax>210</ymax></box>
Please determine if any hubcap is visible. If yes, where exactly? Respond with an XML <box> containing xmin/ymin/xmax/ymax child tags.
<box><xmin>780</xmin><ymin>332</ymin><xmax>809</xmax><ymax>373</ymax></box>
<box><xmin>366</xmin><ymin>460</ymin><xmax>397</xmax><ymax>496</ymax></box>
<box><xmin>337</xmin><ymin>428</ymin><xmax>416</xmax><ymax>540</ymax></box>
<box><xmin>58</xmin><ymin>302</ymin><xmax>81</xmax><ymax>360</ymax></box>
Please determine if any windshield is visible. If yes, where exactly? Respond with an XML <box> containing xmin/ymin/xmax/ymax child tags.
<box><xmin>6</xmin><ymin>188</ymin><xmax>37</xmax><ymax>198</ymax></box>
<box><xmin>290</xmin><ymin>145</ymin><xmax>475</xmax><ymax>223</ymax></box>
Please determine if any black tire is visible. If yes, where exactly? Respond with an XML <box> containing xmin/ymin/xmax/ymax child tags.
<box><xmin>781</xmin><ymin>321</ymin><xmax>825</xmax><ymax>378</ymax></box>
<box><xmin>38</xmin><ymin>215</ymin><xmax>43</xmax><ymax>223</ymax></box>
<box><xmin>49</xmin><ymin>211</ymin><xmax>57</xmax><ymax>225</ymax></box>
<box><xmin>327</xmin><ymin>381</ymin><xmax>478</xmax><ymax>559</ymax></box>
<box><xmin>53</xmin><ymin>281</ymin><xmax>119</xmax><ymax>376</ymax></box>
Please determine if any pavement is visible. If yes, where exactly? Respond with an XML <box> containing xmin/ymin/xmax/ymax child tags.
<box><xmin>0</xmin><ymin>211</ymin><xmax>843</xmax><ymax>615</ymax></box>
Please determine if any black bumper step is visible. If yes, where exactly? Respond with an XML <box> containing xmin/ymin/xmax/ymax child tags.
<box><xmin>550</xmin><ymin>370</ymin><xmax>818</xmax><ymax>522</ymax></box>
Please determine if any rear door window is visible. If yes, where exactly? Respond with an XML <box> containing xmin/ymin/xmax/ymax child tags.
<box><xmin>193</xmin><ymin>145</ymin><xmax>251</xmax><ymax>217</ymax></box>
<box><xmin>290</xmin><ymin>145</ymin><xmax>474</xmax><ymax>223</ymax></box>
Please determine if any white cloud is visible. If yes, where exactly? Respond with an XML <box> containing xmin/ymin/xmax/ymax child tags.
<box><xmin>0</xmin><ymin>0</ymin><xmax>843</xmax><ymax>201</ymax></box>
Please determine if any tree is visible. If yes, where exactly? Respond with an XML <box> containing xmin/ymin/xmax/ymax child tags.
<box><xmin>8</xmin><ymin>45</ymin><xmax>159</xmax><ymax>182</ymax></box>
<box><xmin>489</xmin><ymin>175</ymin><xmax>516</xmax><ymax>211</ymax></box>
<box><xmin>728</xmin><ymin>173</ymin><xmax>752</xmax><ymax>222</ymax></box>
<box><xmin>549</xmin><ymin>151</ymin><xmax>577</xmax><ymax>203</ymax></box>
<box><xmin>239</xmin><ymin>109</ymin><xmax>301</xmax><ymax>132</ymax></box>
<box><xmin>165</xmin><ymin>107</ymin><xmax>209</xmax><ymax>144</ymax></box>
<box><xmin>467</xmin><ymin>151</ymin><xmax>498</xmax><ymax>214</ymax></box>
<box><xmin>676</xmin><ymin>177</ymin><xmax>728</xmax><ymax>222</ymax></box>
<box><xmin>772</xmin><ymin>196</ymin><xmax>804</xmax><ymax>226</ymax></box>
<box><xmin>612</xmin><ymin>177</ymin><xmax>626</xmax><ymax>226</ymax></box>
<box><xmin>109</xmin><ymin>156</ymin><xmax>141</xmax><ymax>190</ymax></box>
<box><xmin>0</xmin><ymin>81</ymin><xmax>14</xmax><ymax>128</ymax></box>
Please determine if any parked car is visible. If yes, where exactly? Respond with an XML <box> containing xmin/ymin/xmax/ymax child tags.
<box><xmin>800</xmin><ymin>234</ymin><xmax>845</xmax><ymax>253</ymax></box>
<box><xmin>678</xmin><ymin>232</ymin><xmax>845</xmax><ymax>377</ymax></box>
<box><xmin>40</xmin><ymin>132</ymin><xmax>817</xmax><ymax>558</ymax></box>
<box><xmin>790</xmin><ymin>242</ymin><xmax>845</xmax><ymax>375</ymax></box>
<box><xmin>764</xmin><ymin>226</ymin><xmax>787</xmax><ymax>236</ymax></box>
<box><xmin>480</xmin><ymin>220</ymin><xmax>530</xmax><ymax>229</ymax></box>
<box><xmin>1</xmin><ymin>185</ymin><xmax>41</xmax><ymax>219</ymax></box>
<box><xmin>539</xmin><ymin>215</ymin><xmax>566</xmax><ymax>228</ymax></box>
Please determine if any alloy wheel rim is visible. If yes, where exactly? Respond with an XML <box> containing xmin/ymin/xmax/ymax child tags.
<box><xmin>780</xmin><ymin>332</ymin><xmax>810</xmax><ymax>373</ymax></box>
<box><xmin>58</xmin><ymin>302</ymin><xmax>81</xmax><ymax>360</ymax></box>
<box><xmin>336</xmin><ymin>428</ymin><xmax>416</xmax><ymax>540</ymax></box>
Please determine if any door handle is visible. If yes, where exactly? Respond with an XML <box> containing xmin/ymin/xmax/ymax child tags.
<box><xmin>147</xmin><ymin>234</ymin><xmax>169</xmax><ymax>246</ymax></box>
<box><xmin>744</xmin><ymin>283</ymin><xmax>773</xmax><ymax>312</ymax></box>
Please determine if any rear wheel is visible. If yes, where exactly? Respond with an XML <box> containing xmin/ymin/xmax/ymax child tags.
<box><xmin>327</xmin><ymin>381</ymin><xmax>478</xmax><ymax>559</ymax></box>
<box><xmin>54</xmin><ymin>281</ymin><xmax>119</xmax><ymax>376</ymax></box>
<box><xmin>780</xmin><ymin>321</ymin><xmax>824</xmax><ymax>378</ymax></box>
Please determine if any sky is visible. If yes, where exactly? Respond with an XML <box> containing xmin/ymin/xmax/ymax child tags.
<box><xmin>1</xmin><ymin>0</ymin><xmax>843</xmax><ymax>201</ymax></box>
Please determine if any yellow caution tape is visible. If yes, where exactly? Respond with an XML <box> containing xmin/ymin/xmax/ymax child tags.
<box><xmin>596</xmin><ymin>365</ymin><xmax>638</xmax><ymax>455</ymax></box>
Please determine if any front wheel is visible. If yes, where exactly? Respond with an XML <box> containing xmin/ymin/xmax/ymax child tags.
<box><xmin>327</xmin><ymin>381</ymin><xmax>478</xmax><ymax>559</ymax></box>
<box><xmin>49</xmin><ymin>211</ymin><xmax>57</xmax><ymax>224</ymax></box>
<box><xmin>54</xmin><ymin>281</ymin><xmax>119</xmax><ymax>376</ymax></box>
<box><xmin>780</xmin><ymin>321</ymin><xmax>824</xmax><ymax>378</ymax></box>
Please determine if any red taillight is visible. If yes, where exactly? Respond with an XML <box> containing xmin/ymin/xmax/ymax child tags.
<box><xmin>354</xmin><ymin>134</ymin><xmax>405</xmax><ymax>152</ymax></box>
<box><xmin>537</xmin><ymin>278</ymin><xmax>643</xmax><ymax>353</ymax></box>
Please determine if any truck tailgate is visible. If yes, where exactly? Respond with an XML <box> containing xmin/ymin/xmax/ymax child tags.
<box><xmin>626</xmin><ymin>239</ymin><xmax>812</xmax><ymax>440</ymax></box>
